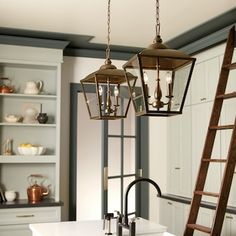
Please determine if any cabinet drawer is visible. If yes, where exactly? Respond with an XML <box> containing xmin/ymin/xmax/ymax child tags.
<box><xmin>0</xmin><ymin>207</ymin><xmax>61</xmax><ymax>225</ymax></box>
<box><xmin>0</xmin><ymin>224</ymin><xmax>31</xmax><ymax>236</ymax></box>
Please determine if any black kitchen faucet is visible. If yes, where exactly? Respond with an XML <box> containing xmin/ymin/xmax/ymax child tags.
<box><xmin>116</xmin><ymin>178</ymin><xmax>162</xmax><ymax>236</ymax></box>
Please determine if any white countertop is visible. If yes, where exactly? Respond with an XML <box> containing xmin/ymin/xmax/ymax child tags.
<box><xmin>29</xmin><ymin>218</ymin><xmax>175</xmax><ymax>236</ymax></box>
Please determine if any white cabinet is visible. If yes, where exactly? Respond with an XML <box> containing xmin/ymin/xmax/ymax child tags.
<box><xmin>0</xmin><ymin>44</ymin><xmax>63</xmax><ymax>235</ymax></box>
<box><xmin>159</xmin><ymin>198</ymin><xmax>185</xmax><ymax>236</ymax></box>
<box><xmin>194</xmin><ymin>207</ymin><xmax>214</xmax><ymax>236</ymax></box>
<box><xmin>220</xmin><ymin>75</ymin><xmax>236</xmax><ymax>206</ymax></box>
<box><xmin>222</xmin><ymin>213</ymin><xmax>236</xmax><ymax>236</ymax></box>
<box><xmin>0</xmin><ymin>224</ymin><xmax>31</xmax><ymax>236</ymax></box>
<box><xmin>191</xmin><ymin>56</ymin><xmax>220</xmax><ymax>105</ymax></box>
<box><xmin>167</xmin><ymin>106</ymin><xmax>192</xmax><ymax>197</ymax></box>
<box><xmin>0</xmin><ymin>207</ymin><xmax>61</xmax><ymax>236</ymax></box>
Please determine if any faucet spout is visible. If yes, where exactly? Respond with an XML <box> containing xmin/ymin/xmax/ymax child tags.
<box><xmin>124</xmin><ymin>178</ymin><xmax>161</xmax><ymax>226</ymax></box>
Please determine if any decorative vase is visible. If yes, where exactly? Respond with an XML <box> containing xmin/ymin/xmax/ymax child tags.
<box><xmin>37</xmin><ymin>113</ymin><xmax>48</xmax><ymax>124</ymax></box>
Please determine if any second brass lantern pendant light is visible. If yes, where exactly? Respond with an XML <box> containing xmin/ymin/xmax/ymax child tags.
<box><xmin>123</xmin><ymin>0</ymin><xmax>196</xmax><ymax>116</ymax></box>
<box><xmin>80</xmin><ymin>0</ymin><xmax>135</xmax><ymax>120</ymax></box>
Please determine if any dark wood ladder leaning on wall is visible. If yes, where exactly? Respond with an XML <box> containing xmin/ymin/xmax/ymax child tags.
<box><xmin>183</xmin><ymin>26</ymin><xmax>236</xmax><ymax>236</ymax></box>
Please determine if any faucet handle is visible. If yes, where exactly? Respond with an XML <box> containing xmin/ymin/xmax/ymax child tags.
<box><xmin>130</xmin><ymin>217</ymin><xmax>136</xmax><ymax>223</ymax></box>
<box><xmin>105</xmin><ymin>213</ymin><xmax>114</xmax><ymax>220</ymax></box>
<box><xmin>114</xmin><ymin>210</ymin><xmax>120</xmax><ymax>216</ymax></box>
<box><xmin>114</xmin><ymin>210</ymin><xmax>122</xmax><ymax>223</ymax></box>
<box><xmin>103</xmin><ymin>213</ymin><xmax>114</xmax><ymax>235</ymax></box>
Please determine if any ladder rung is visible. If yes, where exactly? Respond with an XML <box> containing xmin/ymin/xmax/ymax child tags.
<box><xmin>223</xmin><ymin>62</ymin><xmax>236</xmax><ymax>70</ymax></box>
<box><xmin>209</xmin><ymin>125</ymin><xmax>235</xmax><ymax>130</ymax></box>
<box><xmin>216</xmin><ymin>91</ymin><xmax>236</xmax><ymax>100</ymax></box>
<box><xmin>202</xmin><ymin>158</ymin><xmax>227</xmax><ymax>163</ymax></box>
<box><xmin>187</xmin><ymin>224</ymin><xmax>211</xmax><ymax>234</ymax></box>
<box><xmin>194</xmin><ymin>191</ymin><xmax>219</xmax><ymax>197</ymax></box>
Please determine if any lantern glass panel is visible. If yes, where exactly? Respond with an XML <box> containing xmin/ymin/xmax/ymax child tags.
<box><xmin>95</xmin><ymin>74</ymin><xmax>131</xmax><ymax>119</ymax></box>
<box><xmin>171</xmin><ymin>65</ymin><xmax>192</xmax><ymax>111</ymax></box>
<box><xmin>139</xmin><ymin>55</ymin><xmax>193</xmax><ymax>115</ymax></box>
<box><xmin>81</xmin><ymin>80</ymin><xmax>100</xmax><ymax>119</ymax></box>
<box><xmin>124</xmin><ymin>57</ymin><xmax>146</xmax><ymax>115</ymax></box>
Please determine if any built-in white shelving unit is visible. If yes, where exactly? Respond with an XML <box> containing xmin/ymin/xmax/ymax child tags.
<box><xmin>0</xmin><ymin>44</ymin><xmax>64</xmax><ymax>236</ymax></box>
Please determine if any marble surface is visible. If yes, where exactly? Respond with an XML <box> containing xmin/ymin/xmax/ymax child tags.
<box><xmin>29</xmin><ymin>218</ymin><xmax>175</xmax><ymax>236</ymax></box>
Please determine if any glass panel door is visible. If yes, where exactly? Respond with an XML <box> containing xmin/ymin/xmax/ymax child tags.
<box><xmin>102</xmin><ymin>105</ymin><xmax>140</xmax><ymax>217</ymax></box>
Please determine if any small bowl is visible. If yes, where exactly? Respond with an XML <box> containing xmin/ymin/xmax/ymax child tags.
<box><xmin>5</xmin><ymin>114</ymin><xmax>22</xmax><ymax>123</ymax></box>
<box><xmin>17</xmin><ymin>146</ymin><xmax>46</xmax><ymax>155</ymax></box>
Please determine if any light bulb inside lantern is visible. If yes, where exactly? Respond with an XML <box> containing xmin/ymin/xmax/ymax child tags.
<box><xmin>165</xmin><ymin>71</ymin><xmax>172</xmax><ymax>84</ymax></box>
<box><xmin>143</xmin><ymin>71</ymin><xmax>149</xmax><ymax>84</ymax></box>
<box><xmin>99</xmin><ymin>85</ymin><xmax>103</xmax><ymax>96</ymax></box>
<box><xmin>114</xmin><ymin>86</ymin><xmax>119</xmax><ymax>97</ymax></box>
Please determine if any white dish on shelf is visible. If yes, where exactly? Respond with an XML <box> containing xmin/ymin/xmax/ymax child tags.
<box><xmin>4</xmin><ymin>114</ymin><xmax>22</xmax><ymax>123</ymax></box>
<box><xmin>17</xmin><ymin>146</ymin><xmax>46</xmax><ymax>155</ymax></box>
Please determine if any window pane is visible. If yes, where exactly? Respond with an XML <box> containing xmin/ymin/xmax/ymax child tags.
<box><xmin>108</xmin><ymin>178</ymin><xmax>121</xmax><ymax>213</ymax></box>
<box><xmin>124</xmin><ymin>138</ymin><xmax>136</xmax><ymax>175</ymax></box>
<box><xmin>123</xmin><ymin>177</ymin><xmax>136</xmax><ymax>215</ymax></box>
<box><xmin>124</xmin><ymin>105</ymin><xmax>136</xmax><ymax>136</ymax></box>
<box><xmin>108</xmin><ymin>138</ymin><xmax>121</xmax><ymax>176</ymax></box>
<box><xmin>108</xmin><ymin>119</ymin><xmax>121</xmax><ymax>135</ymax></box>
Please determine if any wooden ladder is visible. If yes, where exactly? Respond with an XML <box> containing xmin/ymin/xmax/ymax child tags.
<box><xmin>183</xmin><ymin>26</ymin><xmax>236</xmax><ymax>236</ymax></box>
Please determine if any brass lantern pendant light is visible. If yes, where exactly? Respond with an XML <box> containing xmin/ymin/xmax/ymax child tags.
<box><xmin>80</xmin><ymin>0</ymin><xmax>135</xmax><ymax>120</ymax></box>
<box><xmin>123</xmin><ymin>0</ymin><xmax>196</xmax><ymax>117</ymax></box>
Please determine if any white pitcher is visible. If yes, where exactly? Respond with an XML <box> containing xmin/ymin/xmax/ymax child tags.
<box><xmin>24</xmin><ymin>81</ymin><xmax>43</xmax><ymax>94</ymax></box>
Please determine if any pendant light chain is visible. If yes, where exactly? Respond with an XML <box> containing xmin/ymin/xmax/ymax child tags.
<box><xmin>155</xmin><ymin>0</ymin><xmax>161</xmax><ymax>38</ymax></box>
<box><xmin>105</xmin><ymin>0</ymin><xmax>111</xmax><ymax>61</ymax></box>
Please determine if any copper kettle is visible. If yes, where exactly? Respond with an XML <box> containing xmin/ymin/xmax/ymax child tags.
<box><xmin>0</xmin><ymin>78</ymin><xmax>14</xmax><ymax>93</ymax></box>
<box><xmin>27</xmin><ymin>174</ymin><xmax>50</xmax><ymax>203</ymax></box>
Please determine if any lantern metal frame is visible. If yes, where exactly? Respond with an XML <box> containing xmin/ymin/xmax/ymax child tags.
<box><xmin>80</xmin><ymin>0</ymin><xmax>133</xmax><ymax>120</ymax></box>
<box><xmin>123</xmin><ymin>0</ymin><xmax>196</xmax><ymax>117</ymax></box>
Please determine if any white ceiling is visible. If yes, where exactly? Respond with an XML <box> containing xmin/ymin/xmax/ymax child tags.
<box><xmin>0</xmin><ymin>0</ymin><xmax>236</xmax><ymax>48</ymax></box>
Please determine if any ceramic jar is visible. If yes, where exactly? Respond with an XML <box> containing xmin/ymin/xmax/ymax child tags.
<box><xmin>24</xmin><ymin>81</ymin><xmax>43</xmax><ymax>94</ymax></box>
<box><xmin>5</xmin><ymin>190</ymin><xmax>16</xmax><ymax>201</ymax></box>
<box><xmin>37</xmin><ymin>113</ymin><xmax>48</xmax><ymax>124</ymax></box>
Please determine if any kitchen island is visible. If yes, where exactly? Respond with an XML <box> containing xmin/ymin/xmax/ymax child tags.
<box><xmin>29</xmin><ymin>218</ymin><xmax>175</xmax><ymax>236</ymax></box>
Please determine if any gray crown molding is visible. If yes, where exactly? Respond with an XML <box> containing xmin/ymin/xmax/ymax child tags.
<box><xmin>0</xmin><ymin>7</ymin><xmax>235</xmax><ymax>57</ymax></box>
<box><xmin>0</xmin><ymin>34</ymin><xmax>70</xmax><ymax>50</ymax></box>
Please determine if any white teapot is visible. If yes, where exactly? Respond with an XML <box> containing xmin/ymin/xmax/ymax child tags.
<box><xmin>24</xmin><ymin>81</ymin><xmax>43</xmax><ymax>95</ymax></box>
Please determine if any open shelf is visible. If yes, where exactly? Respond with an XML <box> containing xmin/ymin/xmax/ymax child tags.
<box><xmin>0</xmin><ymin>155</ymin><xmax>57</xmax><ymax>164</ymax></box>
<box><xmin>0</xmin><ymin>93</ymin><xmax>57</xmax><ymax>99</ymax></box>
<box><xmin>0</xmin><ymin>122</ymin><xmax>56</xmax><ymax>127</ymax></box>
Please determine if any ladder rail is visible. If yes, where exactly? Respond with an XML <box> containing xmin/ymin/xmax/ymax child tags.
<box><xmin>183</xmin><ymin>25</ymin><xmax>236</xmax><ymax>236</ymax></box>
<box><xmin>211</xmin><ymin>118</ymin><xmax>236</xmax><ymax>235</ymax></box>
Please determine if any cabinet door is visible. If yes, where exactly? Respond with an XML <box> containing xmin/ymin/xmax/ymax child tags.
<box><xmin>191</xmin><ymin>63</ymin><xmax>206</xmax><ymax>105</ymax></box>
<box><xmin>0</xmin><ymin>224</ymin><xmax>31</xmax><ymax>236</ymax></box>
<box><xmin>205</xmin><ymin>57</ymin><xmax>220</xmax><ymax>101</ymax></box>
<box><xmin>191</xmin><ymin>57</ymin><xmax>220</xmax><ymax>105</ymax></box>
<box><xmin>167</xmin><ymin>115</ymin><xmax>180</xmax><ymax>195</ymax></box>
<box><xmin>221</xmin><ymin>98</ymin><xmax>236</xmax><ymax>206</ymax></box>
<box><xmin>195</xmin><ymin>208</ymin><xmax>213</xmax><ymax>236</ymax></box>
<box><xmin>167</xmin><ymin>106</ymin><xmax>192</xmax><ymax>197</ymax></box>
<box><xmin>179</xmin><ymin>106</ymin><xmax>192</xmax><ymax>197</ymax></box>
<box><xmin>222</xmin><ymin>214</ymin><xmax>236</xmax><ymax>236</ymax></box>
<box><xmin>159</xmin><ymin>199</ymin><xmax>185</xmax><ymax>236</ymax></box>
<box><xmin>191</xmin><ymin>102</ymin><xmax>221</xmax><ymax>202</ymax></box>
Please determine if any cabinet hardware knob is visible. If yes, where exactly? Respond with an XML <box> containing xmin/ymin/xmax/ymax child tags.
<box><xmin>200</xmin><ymin>98</ymin><xmax>206</xmax><ymax>101</ymax></box>
<box><xmin>226</xmin><ymin>216</ymin><xmax>233</xmax><ymax>219</ymax></box>
<box><xmin>167</xmin><ymin>202</ymin><xmax>173</xmax><ymax>205</ymax></box>
<box><xmin>175</xmin><ymin>167</ymin><xmax>180</xmax><ymax>170</ymax></box>
<box><xmin>16</xmin><ymin>214</ymin><xmax>35</xmax><ymax>218</ymax></box>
